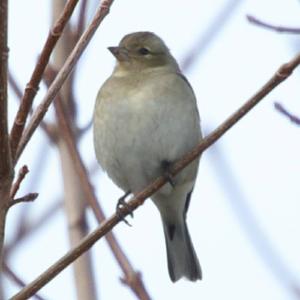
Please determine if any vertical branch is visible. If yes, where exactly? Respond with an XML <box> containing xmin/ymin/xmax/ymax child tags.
<box><xmin>76</xmin><ymin>0</ymin><xmax>88</xmax><ymax>38</ymax></box>
<box><xmin>0</xmin><ymin>0</ymin><xmax>13</xmax><ymax>278</ymax></box>
<box><xmin>0</xmin><ymin>0</ymin><xmax>11</xmax><ymax>178</ymax></box>
<box><xmin>50</xmin><ymin>0</ymin><xmax>97</xmax><ymax>298</ymax></box>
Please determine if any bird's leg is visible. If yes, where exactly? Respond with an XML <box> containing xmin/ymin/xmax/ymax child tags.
<box><xmin>161</xmin><ymin>160</ymin><xmax>175</xmax><ymax>188</ymax></box>
<box><xmin>116</xmin><ymin>190</ymin><xmax>133</xmax><ymax>226</ymax></box>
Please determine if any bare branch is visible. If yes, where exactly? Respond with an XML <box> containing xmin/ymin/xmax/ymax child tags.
<box><xmin>11</xmin><ymin>49</ymin><xmax>300</xmax><ymax>300</ymax></box>
<box><xmin>8</xmin><ymin>70</ymin><xmax>57</xmax><ymax>143</ymax></box>
<box><xmin>247</xmin><ymin>15</ymin><xmax>300</xmax><ymax>34</ymax></box>
<box><xmin>15</xmin><ymin>0</ymin><xmax>115</xmax><ymax>164</ymax></box>
<box><xmin>78</xmin><ymin>118</ymin><xmax>93</xmax><ymax>137</ymax></box>
<box><xmin>5</xmin><ymin>156</ymin><xmax>96</xmax><ymax>256</ymax></box>
<box><xmin>5</xmin><ymin>200</ymin><xmax>62</xmax><ymax>256</ymax></box>
<box><xmin>0</xmin><ymin>0</ymin><xmax>13</xmax><ymax>276</ymax></box>
<box><xmin>76</xmin><ymin>0</ymin><xmax>88</xmax><ymax>38</ymax></box>
<box><xmin>274</xmin><ymin>102</ymin><xmax>300</xmax><ymax>125</ymax></box>
<box><xmin>8</xmin><ymin>71</ymin><xmax>22</xmax><ymax>99</ymax></box>
<box><xmin>10</xmin><ymin>165</ymin><xmax>29</xmax><ymax>199</ymax></box>
<box><xmin>3</xmin><ymin>263</ymin><xmax>46</xmax><ymax>300</ymax></box>
<box><xmin>181</xmin><ymin>0</ymin><xmax>244</xmax><ymax>71</ymax></box>
<box><xmin>9</xmin><ymin>0</ymin><xmax>80</xmax><ymax>161</ymax></box>
<box><xmin>54</xmin><ymin>90</ymin><xmax>151</xmax><ymax>300</ymax></box>
<box><xmin>50</xmin><ymin>1</ymin><xmax>97</xmax><ymax>297</ymax></box>
<box><xmin>8</xmin><ymin>193</ymin><xmax>38</xmax><ymax>209</ymax></box>
<box><xmin>0</xmin><ymin>0</ymin><xmax>12</xmax><ymax>180</ymax></box>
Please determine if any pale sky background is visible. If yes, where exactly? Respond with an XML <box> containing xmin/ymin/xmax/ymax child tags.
<box><xmin>4</xmin><ymin>0</ymin><xmax>300</xmax><ymax>299</ymax></box>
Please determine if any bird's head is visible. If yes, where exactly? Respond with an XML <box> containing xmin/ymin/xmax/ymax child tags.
<box><xmin>108</xmin><ymin>32</ymin><xmax>179</xmax><ymax>73</ymax></box>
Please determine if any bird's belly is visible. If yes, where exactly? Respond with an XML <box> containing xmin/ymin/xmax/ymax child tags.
<box><xmin>94</xmin><ymin>96</ymin><xmax>200</xmax><ymax>193</ymax></box>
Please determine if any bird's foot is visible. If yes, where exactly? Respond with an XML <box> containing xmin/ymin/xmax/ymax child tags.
<box><xmin>116</xmin><ymin>190</ymin><xmax>133</xmax><ymax>226</ymax></box>
<box><xmin>161</xmin><ymin>160</ymin><xmax>175</xmax><ymax>188</ymax></box>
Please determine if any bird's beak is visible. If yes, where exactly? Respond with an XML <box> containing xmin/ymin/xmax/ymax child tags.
<box><xmin>108</xmin><ymin>46</ymin><xmax>129</xmax><ymax>61</ymax></box>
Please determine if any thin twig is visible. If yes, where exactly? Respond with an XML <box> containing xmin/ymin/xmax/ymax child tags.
<box><xmin>76</xmin><ymin>0</ymin><xmax>88</xmax><ymax>38</ymax></box>
<box><xmin>8</xmin><ymin>71</ymin><xmax>57</xmax><ymax>143</ymax></box>
<box><xmin>5</xmin><ymin>157</ymin><xmax>96</xmax><ymax>256</ymax></box>
<box><xmin>9</xmin><ymin>0</ymin><xmax>80</xmax><ymax>161</ymax></box>
<box><xmin>78</xmin><ymin>118</ymin><xmax>93</xmax><ymax>137</ymax></box>
<box><xmin>274</xmin><ymin>102</ymin><xmax>300</xmax><ymax>125</ymax></box>
<box><xmin>54</xmin><ymin>91</ymin><xmax>151</xmax><ymax>300</ymax></box>
<box><xmin>247</xmin><ymin>15</ymin><xmax>300</xmax><ymax>34</ymax></box>
<box><xmin>8</xmin><ymin>193</ymin><xmax>38</xmax><ymax>209</ymax></box>
<box><xmin>5</xmin><ymin>200</ymin><xmax>62</xmax><ymax>256</ymax></box>
<box><xmin>3</xmin><ymin>262</ymin><xmax>46</xmax><ymax>300</ymax></box>
<box><xmin>10</xmin><ymin>166</ymin><xmax>29</xmax><ymax>199</ymax></box>
<box><xmin>5</xmin><ymin>142</ymin><xmax>52</xmax><ymax>260</ymax></box>
<box><xmin>11</xmin><ymin>49</ymin><xmax>300</xmax><ymax>300</ymax></box>
<box><xmin>15</xmin><ymin>0</ymin><xmax>114</xmax><ymax>164</ymax></box>
<box><xmin>181</xmin><ymin>0</ymin><xmax>244</xmax><ymax>71</ymax></box>
<box><xmin>8</xmin><ymin>71</ymin><xmax>22</xmax><ymax>98</ymax></box>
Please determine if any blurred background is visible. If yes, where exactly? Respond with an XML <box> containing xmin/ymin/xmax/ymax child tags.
<box><xmin>4</xmin><ymin>0</ymin><xmax>300</xmax><ymax>299</ymax></box>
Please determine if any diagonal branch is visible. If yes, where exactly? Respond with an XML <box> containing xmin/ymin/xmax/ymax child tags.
<box><xmin>14</xmin><ymin>0</ymin><xmax>115</xmax><ymax>164</ymax></box>
<box><xmin>274</xmin><ymin>102</ymin><xmax>300</xmax><ymax>126</ymax></box>
<box><xmin>54</xmin><ymin>92</ymin><xmax>151</xmax><ymax>299</ymax></box>
<box><xmin>10</xmin><ymin>165</ymin><xmax>29</xmax><ymax>199</ymax></box>
<box><xmin>4</xmin><ymin>262</ymin><xmax>46</xmax><ymax>300</ymax></box>
<box><xmin>9</xmin><ymin>0</ymin><xmax>79</xmax><ymax>161</ymax></box>
<box><xmin>181</xmin><ymin>0</ymin><xmax>244</xmax><ymax>70</ymax></box>
<box><xmin>11</xmin><ymin>49</ymin><xmax>300</xmax><ymax>300</ymax></box>
<box><xmin>8</xmin><ymin>70</ymin><xmax>57</xmax><ymax>143</ymax></box>
<box><xmin>247</xmin><ymin>15</ymin><xmax>300</xmax><ymax>34</ymax></box>
<box><xmin>8</xmin><ymin>193</ymin><xmax>38</xmax><ymax>209</ymax></box>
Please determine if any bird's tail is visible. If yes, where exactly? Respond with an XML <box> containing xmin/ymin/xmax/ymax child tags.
<box><xmin>162</xmin><ymin>216</ymin><xmax>202</xmax><ymax>282</ymax></box>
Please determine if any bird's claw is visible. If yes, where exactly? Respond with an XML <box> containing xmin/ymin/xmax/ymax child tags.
<box><xmin>116</xmin><ymin>191</ymin><xmax>133</xmax><ymax>226</ymax></box>
<box><xmin>161</xmin><ymin>160</ymin><xmax>175</xmax><ymax>187</ymax></box>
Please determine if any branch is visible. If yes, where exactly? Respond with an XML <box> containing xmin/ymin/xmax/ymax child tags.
<box><xmin>8</xmin><ymin>71</ymin><xmax>22</xmax><ymax>98</ymax></box>
<box><xmin>3</xmin><ymin>263</ymin><xmax>46</xmax><ymax>300</ymax></box>
<box><xmin>54</xmin><ymin>89</ymin><xmax>151</xmax><ymax>299</ymax></box>
<box><xmin>0</xmin><ymin>0</ymin><xmax>13</xmax><ymax>277</ymax></box>
<box><xmin>10</xmin><ymin>165</ymin><xmax>29</xmax><ymax>199</ymax></box>
<box><xmin>11</xmin><ymin>50</ymin><xmax>300</xmax><ymax>300</ymax></box>
<box><xmin>0</xmin><ymin>0</ymin><xmax>12</xmax><ymax>182</ymax></box>
<box><xmin>50</xmin><ymin>2</ymin><xmax>97</xmax><ymax>296</ymax></box>
<box><xmin>181</xmin><ymin>0</ymin><xmax>243</xmax><ymax>71</ymax></box>
<box><xmin>76</xmin><ymin>0</ymin><xmax>88</xmax><ymax>38</ymax></box>
<box><xmin>274</xmin><ymin>102</ymin><xmax>300</xmax><ymax>126</ymax></box>
<box><xmin>9</xmin><ymin>0</ymin><xmax>80</xmax><ymax>161</ymax></box>
<box><xmin>14</xmin><ymin>0</ymin><xmax>114</xmax><ymax>164</ymax></box>
<box><xmin>77</xmin><ymin>118</ymin><xmax>93</xmax><ymax>137</ymax></box>
<box><xmin>247</xmin><ymin>15</ymin><xmax>300</xmax><ymax>34</ymax></box>
<box><xmin>8</xmin><ymin>193</ymin><xmax>38</xmax><ymax>209</ymax></box>
<box><xmin>8</xmin><ymin>71</ymin><xmax>57</xmax><ymax>143</ymax></box>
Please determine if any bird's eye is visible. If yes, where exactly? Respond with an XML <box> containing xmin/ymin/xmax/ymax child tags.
<box><xmin>138</xmin><ymin>47</ymin><xmax>150</xmax><ymax>55</ymax></box>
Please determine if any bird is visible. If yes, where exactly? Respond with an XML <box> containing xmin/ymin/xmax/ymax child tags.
<box><xmin>93</xmin><ymin>31</ymin><xmax>202</xmax><ymax>282</ymax></box>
